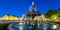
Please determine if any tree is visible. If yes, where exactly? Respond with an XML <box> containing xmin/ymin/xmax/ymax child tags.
<box><xmin>57</xmin><ymin>8</ymin><xmax>60</xmax><ymax>16</ymax></box>
<box><xmin>45</xmin><ymin>9</ymin><xmax>56</xmax><ymax>18</ymax></box>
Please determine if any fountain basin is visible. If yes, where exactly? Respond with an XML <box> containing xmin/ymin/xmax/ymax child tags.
<box><xmin>8</xmin><ymin>22</ymin><xmax>60</xmax><ymax>30</ymax></box>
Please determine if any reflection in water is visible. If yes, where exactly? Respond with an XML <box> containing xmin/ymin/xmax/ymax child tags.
<box><xmin>10</xmin><ymin>22</ymin><xmax>58</xmax><ymax>30</ymax></box>
<box><xmin>52</xmin><ymin>25</ymin><xmax>57</xmax><ymax>30</ymax></box>
<box><xmin>19</xmin><ymin>23</ymin><xmax>23</xmax><ymax>30</ymax></box>
<box><xmin>43</xmin><ymin>23</ymin><xmax>47</xmax><ymax>30</ymax></box>
<box><xmin>19</xmin><ymin>26</ymin><xmax>23</xmax><ymax>30</ymax></box>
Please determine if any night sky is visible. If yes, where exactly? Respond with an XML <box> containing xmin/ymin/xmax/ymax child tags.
<box><xmin>0</xmin><ymin>0</ymin><xmax>60</xmax><ymax>17</ymax></box>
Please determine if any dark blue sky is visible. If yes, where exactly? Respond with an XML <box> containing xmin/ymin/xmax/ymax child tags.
<box><xmin>0</xmin><ymin>0</ymin><xmax>60</xmax><ymax>16</ymax></box>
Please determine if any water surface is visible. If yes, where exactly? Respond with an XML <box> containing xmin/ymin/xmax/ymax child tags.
<box><xmin>10</xmin><ymin>22</ymin><xmax>58</xmax><ymax>30</ymax></box>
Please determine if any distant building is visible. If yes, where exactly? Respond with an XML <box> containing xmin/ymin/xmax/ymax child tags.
<box><xmin>0</xmin><ymin>14</ymin><xmax>19</xmax><ymax>20</ymax></box>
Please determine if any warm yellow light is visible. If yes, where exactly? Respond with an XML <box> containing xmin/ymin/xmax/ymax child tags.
<box><xmin>2</xmin><ymin>15</ymin><xmax>8</xmax><ymax>20</ymax></box>
<box><xmin>8</xmin><ymin>16</ymin><xmax>19</xmax><ymax>20</ymax></box>
<box><xmin>34</xmin><ymin>16</ymin><xmax>37</xmax><ymax>20</ymax></box>
<box><xmin>0</xmin><ymin>17</ymin><xmax>2</xmax><ymax>20</ymax></box>
<box><xmin>20</xmin><ymin>18</ymin><xmax>22</xmax><ymax>20</ymax></box>
<box><xmin>1</xmin><ymin>15</ymin><xmax>19</xmax><ymax>20</ymax></box>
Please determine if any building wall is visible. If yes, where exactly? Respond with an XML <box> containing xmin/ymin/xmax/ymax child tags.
<box><xmin>0</xmin><ymin>15</ymin><xmax>19</xmax><ymax>20</ymax></box>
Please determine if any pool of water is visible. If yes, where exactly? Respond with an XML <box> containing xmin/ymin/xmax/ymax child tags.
<box><xmin>10</xmin><ymin>22</ymin><xmax>59</xmax><ymax>30</ymax></box>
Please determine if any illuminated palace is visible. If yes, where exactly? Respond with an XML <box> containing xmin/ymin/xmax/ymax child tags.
<box><xmin>0</xmin><ymin>14</ymin><xmax>19</xmax><ymax>20</ymax></box>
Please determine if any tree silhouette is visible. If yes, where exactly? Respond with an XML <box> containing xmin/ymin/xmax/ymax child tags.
<box><xmin>45</xmin><ymin>9</ymin><xmax>56</xmax><ymax>18</ymax></box>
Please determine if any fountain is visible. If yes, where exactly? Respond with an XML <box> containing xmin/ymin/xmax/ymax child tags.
<box><xmin>8</xmin><ymin>2</ymin><xmax>59</xmax><ymax>30</ymax></box>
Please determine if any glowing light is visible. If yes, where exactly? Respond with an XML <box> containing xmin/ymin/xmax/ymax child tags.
<box><xmin>19</xmin><ymin>26</ymin><xmax>23</xmax><ymax>30</ymax></box>
<box><xmin>19</xmin><ymin>23</ymin><xmax>23</xmax><ymax>25</ymax></box>
<box><xmin>19</xmin><ymin>23</ymin><xmax>23</xmax><ymax>30</ymax></box>
<box><xmin>52</xmin><ymin>25</ymin><xmax>57</xmax><ymax>29</ymax></box>
<box><xmin>20</xmin><ymin>18</ymin><xmax>22</xmax><ymax>20</ymax></box>
<box><xmin>34</xmin><ymin>16</ymin><xmax>37</xmax><ymax>20</ymax></box>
